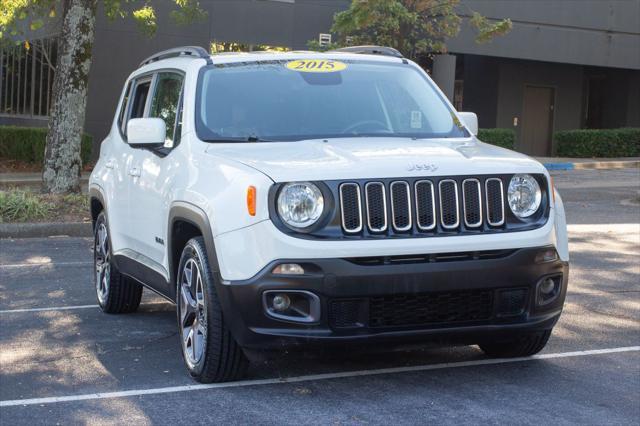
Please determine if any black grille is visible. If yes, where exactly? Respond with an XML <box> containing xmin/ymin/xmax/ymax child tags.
<box><xmin>329</xmin><ymin>299</ymin><xmax>366</xmax><ymax>328</ymax></box>
<box><xmin>439</xmin><ymin>180</ymin><xmax>459</xmax><ymax>229</ymax></box>
<box><xmin>463</xmin><ymin>179</ymin><xmax>482</xmax><ymax>227</ymax></box>
<box><xmin>415</xmin><ymin>180</ymin><xmax>435</xmax><ymax>230</ymax></box>
<box><xmin>496</xmin><ymin>288</ymin><xmax>528</xmax><ymax>316</ymax></box>
<box><xmin>485</xmin><ymin>179</ymin><xmax>504</xmax><ymax>226</ymax></box>
<box><xmin>365</xmin><ymin>183</ymin><xmax>387</xmax><ymax>232</ymax></box>
<box><xmin>369</xmin><ymin>290</ymin><xmax>493</xmax><ymax>328</ymax></box>
<box><xmin>390</xmin><ymin>182</ymin><xmax>411</xmax><ymax>231</ymax></box>
<box><xmin>340</xmin><ymin>183</ymin><xmax>362</xmax><ymax>232</ymax></box>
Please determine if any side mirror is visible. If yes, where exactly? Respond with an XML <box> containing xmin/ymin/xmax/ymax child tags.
<box><xmin>458</xmin><ymin>112</ymin><xmax>478</xmax><ymax>136</ymax></box>
<box><xmin>127</xmin><ymin>118</ymin><xmax>166</xmax><ymax>147</ymax></box>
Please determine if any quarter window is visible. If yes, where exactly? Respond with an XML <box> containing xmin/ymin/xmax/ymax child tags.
<box><xmin>149</xmin><ymin>72</ymin><xmax>184</xmax><ymax>147</ymax></box>
<box><xmin>117</xmin><ymin>81</ymin><xmax>132</xmax><ymax>134</ymax></box>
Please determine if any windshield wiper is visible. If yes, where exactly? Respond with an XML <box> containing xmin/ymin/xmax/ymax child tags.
<box><xmin>203</xmin><ymin>135</ymin><xmax>273</xmax><ymax>143</ymax></box>
<box><xmin>247</xmin><ymin>135</ymin><xmax>273</xmax><ymax>142</ymax></box>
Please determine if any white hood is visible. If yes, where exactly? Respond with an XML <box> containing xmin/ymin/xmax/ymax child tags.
<box><xmin>204</xmin><ymin>137</ymin><xmax>546</xmax><ymax>182</ymax></box>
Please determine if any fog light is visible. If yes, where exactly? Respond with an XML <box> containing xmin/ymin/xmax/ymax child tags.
<box><xmin>535</xmin><ymin>249</ymin><xmax>558</xmax><ymax>263</ymax></box>
<box><xmin>272</xmin><ymin>294</ymin><xmax>291</xmax><ymax>312</ymax></box>
<box><xmin>540</xmin><ymin>278</ymin><xmax>556</xmax><ymax>295</ymax></box>
<box><xmin>272</xmin><ymin>263</ymin><xmax>305</xmax><ymax>275</ymax></box>
<box><xmin>263</xmin><ymin>290</ymin><xmax>321</xmax><ymax>323</ymax></box>
<box><xmin>537</xmin><ymin>276</ymin><xmax>561</xmax><ymax>306</ymax></box>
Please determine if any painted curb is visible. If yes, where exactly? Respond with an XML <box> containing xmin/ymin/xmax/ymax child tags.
<box><xmin>543</xmin><ymin>162</ymin><xmax>575</xmax><ymax>171</ymax></box>
<box><xmin>543</xmin><ymin>160</ymin><xmax>639</xmax><ymax>171</ymax></box>
<box><xmin>0</xmin><ymin>222</ymin><xmax>92</xmax><ymax>239</ymax></box>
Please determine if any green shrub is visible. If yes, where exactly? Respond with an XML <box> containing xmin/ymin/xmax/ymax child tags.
<box><xmin>555</xmin><ymin>128</ymin><xmax>639</xmax><ymax>157</ymax></box>
<box><xmin>0</xmin><ymin>189</ymin><xmax>52</xmax><ymax>223</ymax></box>
<box><xmin>0</xmin><ymin>126</ymin><xmax>92</xmax><ymax>164</ymax></box>
<box><xmin>478</xmin><ymin>128</ymin><xmax>516</xmax><ymax>150</ymax></box>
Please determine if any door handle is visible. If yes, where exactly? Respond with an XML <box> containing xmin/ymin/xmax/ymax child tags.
<box><xmin>105</xmin><ymin>159</ymin><xmax>116</xmax><ymax>169</ymax></box>
<box><xmin>128</xmin><ymin>167</ymin><xmax>141</xmax><ymax>177</ymax></box>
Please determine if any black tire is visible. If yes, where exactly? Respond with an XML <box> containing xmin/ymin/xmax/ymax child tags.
<box><xmin>176</xmin><ymin>236</ymin><xmax>248</xmax><ymax>383</ymax></box>
<box><xmin>478</xmin><ymin>329</ymin><xmax>552</xmax><ymax>357</ymax></box>
<box><xmin>94</xmin><ymin>211</ymin><xmax>143</xmax><ymax>314</ymax></box>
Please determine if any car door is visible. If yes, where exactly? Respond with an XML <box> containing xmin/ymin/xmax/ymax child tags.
<box><xmin>101</xmin><ymin>80</ymin><xmax>135</xmax><ymax>252</ymax></box>
<box><xmin>128</xmin><ymin>71</ymin><xmax>185</xmax><ymax>284</ymax></box>
<box><xmin>110</xmin><ymin>75</ymin><xmax>154</xmax><ymax>252</ymax></box>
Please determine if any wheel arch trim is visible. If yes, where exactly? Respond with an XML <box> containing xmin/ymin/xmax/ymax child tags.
<box><xmin>88</xmin><ymin>185</ymin><xmax>107</xmax><ymax>229</ymax></box>
<box><xmin>168</xmin><ymin>202</ymin><xmax>220</xmax><ymax>300</ymax></box>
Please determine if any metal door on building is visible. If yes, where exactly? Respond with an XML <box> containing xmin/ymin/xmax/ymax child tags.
<box><xmin>521</xmin><ymin>85</ymin><xmax>555</xmax><ymax>156</ymax></box>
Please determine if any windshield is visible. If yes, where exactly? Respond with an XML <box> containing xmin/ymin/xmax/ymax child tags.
<box><xmin>195</xmin><ymin>59</ymin><xmax>468</xmax><ymax>142</ymax></box>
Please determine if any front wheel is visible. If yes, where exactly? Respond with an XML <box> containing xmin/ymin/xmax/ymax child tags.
<box><xmin>176</xmin><ymin>237</ymin><xmax>248</xmax><ymax>383</ymax></box>
<box><xmin>478</xmin><ymin>329</ymin><xmax>552</xmax><ymax>358</ymax></box>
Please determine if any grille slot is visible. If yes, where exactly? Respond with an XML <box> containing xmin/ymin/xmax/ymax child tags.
<box><xmin>439</xmin><ymin>180</ymin><xmax>459</xmax><ymax>229</ymax></box>
<box><xmin>365</xmin><ymin>182</ymin><xmax>387</xmax><ymax>232</ymax></box>
<box><xmin>339</xmin><ymin>183</ymin><xmax>363</xmax><ymax>233</ymax></box>
<box><xmin>485</xmin><ymin>178</ymin><xmax>505</xmax><ymax>226</ymax></box>
<box><xmin>368</xmin><ymin>290</ymin><xmax>493</xmax><ymax>328</ymax></box>
<box><xmin>462</xmin><ymin>179</ymin><xmax>482</xmax><ymax>228</ymax></box>
<box><xmin>390</xmin><ymin>181</ymin><xmax>412</xmax><ymax>231</ymax></box>
<box><xmin>415</xmin><ymin>180</ymin><xmax>436</xmax><ymax>231</ymax></box>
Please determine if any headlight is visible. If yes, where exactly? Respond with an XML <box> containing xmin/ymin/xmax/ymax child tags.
<box><xmin>277</xmin><ymin>182</ymin><xmax>324</xmax><ymax>228</ymax></box>
<box><xmin>508</xmin><ymin>174</ymin><xmax>542</xmax><ymax>218</ymax></box>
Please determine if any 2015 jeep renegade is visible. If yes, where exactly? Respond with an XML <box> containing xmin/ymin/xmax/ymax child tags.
<box><xmin>90</xmin><ymin>46</ymin><xmax>569</xmax><ymax>383</ymax></box>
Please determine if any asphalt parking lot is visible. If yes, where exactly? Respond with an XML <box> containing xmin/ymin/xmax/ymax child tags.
<box><xmin>1</xmin><ymin>168</ymin><xmax>639</xmax><ymax>425</ymax></box>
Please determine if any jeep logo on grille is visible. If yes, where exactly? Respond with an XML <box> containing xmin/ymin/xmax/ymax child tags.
<box><xmin>407</xmin><ymin>163</ymin><xmax>438</xmax><ymax>172</ymax></box>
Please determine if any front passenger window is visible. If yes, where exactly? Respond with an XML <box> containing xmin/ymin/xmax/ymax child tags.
<box><xmin>150</xmin><ymin>73</ymin><xmax>184</xmax><ymax>148</ymax></box>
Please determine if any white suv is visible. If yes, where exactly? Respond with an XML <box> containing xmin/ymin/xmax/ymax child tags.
<box><xmin>89</xmin><ymin>46</ymin><xmax>569</xmax><ymax>383</ymax></box>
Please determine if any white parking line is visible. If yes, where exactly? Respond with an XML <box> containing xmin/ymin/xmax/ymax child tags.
<box><xmin>0</xmin><ymin>304</ymin><xmax>98</xmax><ymax>314</ymax></box>
<box><xmin>1</xmin><ymin>346</ymin><xmax>638</xmax><ymax>408</ymax></box>
<box><xmin>0</xmin><ymin>261</ymin><xmax>92</xmax><ymax>269</ymax></box>
<box><xmin>0</xmin><ymin>301</ymin><xmax>171</xmax><ymax>314</ymax></box>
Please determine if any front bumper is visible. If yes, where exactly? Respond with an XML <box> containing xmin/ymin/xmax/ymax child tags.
<box><xmin>215</xmin><ymin>246</ymin><xmax>569</xmax><ymax>349</ymax></box>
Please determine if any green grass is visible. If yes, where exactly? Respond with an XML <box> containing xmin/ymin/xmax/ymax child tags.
<box><xmin>0</xmin><ymin>189</ymin><xmax>90</xmax><ymax>223</ymax></box>
<box><xmin>61</xmin><ymin>193</ymin><xmax>90</xmax><ymax>215</ymax></box>
<box><xmin>0</xmin><ymin>189</ymin><xmax>52</xmax><ymax>223</ymax></box>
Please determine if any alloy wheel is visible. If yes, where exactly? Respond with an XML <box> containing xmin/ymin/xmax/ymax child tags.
<box><xmin>180</xmin><ymin>258</ymin><xmax>207</xmax><ymax>368</ymax></box>
<box><xmin>95</xmin><ymin>222</ymin><xmax>110</xmax><ymax>304</ymax></box>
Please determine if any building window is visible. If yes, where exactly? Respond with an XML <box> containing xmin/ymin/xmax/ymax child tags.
<box><xmin>318</xmin><ymin>33</ymin><xmax>332</xmax><ymax>47</ymax></box>
<box><xmin>584</xmin><ymin>75</ymin><xmax>605</xmax><ymax>129</ymax></box>
<box><xmin>0</xmin><ymin>38</ymin><xmax>57</xmax><ymax>118</ymax></box>
<box><xmin>454</xmin><ymin>80</ymin><xmax>464</xmax><ymax>111</ymax></box>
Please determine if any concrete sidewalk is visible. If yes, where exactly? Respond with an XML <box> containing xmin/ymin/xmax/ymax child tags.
<box><xmin>0</xmin><ymin>172</ymin><xmax>91</xmax><ymax>183</ymax></box>
<box><xmin>0</xmin><ymin>172</ymin><xmax>90</xmax><ymax>190</ymax></box>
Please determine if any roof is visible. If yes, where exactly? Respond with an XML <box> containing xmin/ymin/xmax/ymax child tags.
<box><xmin>138</xmin><ymin>45</ymin><xmax>407</xmax><ymax>70</ymax></box>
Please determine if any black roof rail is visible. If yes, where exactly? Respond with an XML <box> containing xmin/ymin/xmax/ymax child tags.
<box><xmin>139</xmin><ymin>46</ymin><xmax>212</xmax><ymax>67</ymax></box>
<box><xmin>328</xmin><ymin>45</ymin><xmax>404</xmax><ymax>59</ymax></box>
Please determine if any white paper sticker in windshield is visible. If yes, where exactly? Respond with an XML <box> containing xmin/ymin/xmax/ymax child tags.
<box><xmin>411</xmin><ymin>111</ymin><xmax>423</xmax><ymax>129</ymax></box>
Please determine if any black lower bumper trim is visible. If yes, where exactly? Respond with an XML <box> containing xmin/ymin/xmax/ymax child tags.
<box><xmin>214</xmin><ymin>246</ymin><xmax>569</xmax><ymax>349</ymax></box>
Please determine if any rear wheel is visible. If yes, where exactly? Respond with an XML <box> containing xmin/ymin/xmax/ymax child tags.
<box><xmin>94</xmin><ymin>212</ymin><xmax>142</xmax><ymax>313</ymax></box>
<box><xmin>176</xmin><ymin>236</ymin><xmax>248</xmax><ymax>383</ymax></box>
<box><xmin>478</xmin><ymin>329</ymin><xmax>552</xmax><ymax>357</ymax></box>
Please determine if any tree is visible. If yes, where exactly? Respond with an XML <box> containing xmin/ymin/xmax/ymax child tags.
<box><xmin>309</xmin><ymin>0</ymin><xmax>512</xmax><ymax>60</ymax></box>
<box><xmin>0</xmin><ymin>0</ymin><xmax>205</xmax><ymax>193</ymax></box>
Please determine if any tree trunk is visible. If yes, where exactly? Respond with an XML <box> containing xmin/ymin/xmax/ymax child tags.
<box><xmin>42</xmin><ymin>0</ymin><xmax>97</xmax><ymax>194</ymax></box>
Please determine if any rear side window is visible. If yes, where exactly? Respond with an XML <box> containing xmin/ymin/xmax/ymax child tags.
<box><xmin>149</xmin><ymin>72</ymin><xmax>184</xmax><ymax>147</ymax></box>
<box><xmin>130</xmin><ymin>80</ymin><xmax>151</xmax><ymax>120</ymax></box>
